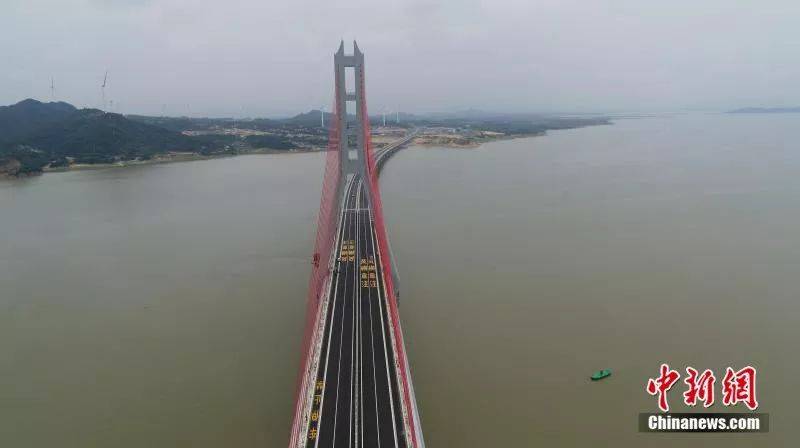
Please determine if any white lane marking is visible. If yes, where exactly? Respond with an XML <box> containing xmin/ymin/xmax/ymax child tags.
<box><xmin>367</xmin><ymin>202</ymin><xmax>400</xmax><ymax>448</ymax></box>
<box><xmin>314</xmin><ymin>174</ymin><xmax>354</xmax><ymax>448</ymax></box>
<box><xmin>331</xmin><ymin>178</ymin><xmax>358</xmax><ymax>446</ymax></box>
<box><xmin>358</xmin><ymin>181</ymin><xmax>370</xmax><ymax>448</ymax></box>
<box><xmin>350</xmin><ymin>182</ymin><xmax>361</xmax><ymax>448</ymax></box>
<box><xmin>359</xmin><ymin>181</ymin><xmax>365</xmax><ymax>448</ymax></box>
<box><xmin>365</xmin><ymin>207</ymin><xmax>383</xmax><ymax>448</ymax></box>
<box><xmin>349</xmin><ymin>179</ymin><xmax>361</xmax><ymax>448</ymax></box>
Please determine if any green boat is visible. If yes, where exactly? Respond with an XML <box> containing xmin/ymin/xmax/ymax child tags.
<box><xmin>591</xmin><ymin>369</ymin><xmax>612</xmax><ymax>381</ymax></box>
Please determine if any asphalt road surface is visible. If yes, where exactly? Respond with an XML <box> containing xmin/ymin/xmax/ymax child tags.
<box><xmin>304</xmin><ymin>173</ymin><xmax>407</xmax><ymax>447</ymax></box>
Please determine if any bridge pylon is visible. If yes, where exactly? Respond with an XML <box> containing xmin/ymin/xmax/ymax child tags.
<box><xmin>334</xmin><ymin>40</ymin><xmax>368</xmax><ymax>182</ymax></box>
<box><xmin>333</xmin><ymin>41</ymin><xmax>401</xmax><ymax>294</ymax></box>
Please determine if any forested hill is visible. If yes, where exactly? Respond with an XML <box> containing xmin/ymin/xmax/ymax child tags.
<box><xmin>0</xmin><ymin>99</ymin><xmax>77</xmax><ymax>142</ymax></box>
<box><xmin>0</xmin><ymin>100</ymin><xmax>332</xmax><ymax>176</ymax></box>
<box><xmin>0</xmin><ymin>99</ymin><xmax>205</xmax><ymax>175</ymax></box>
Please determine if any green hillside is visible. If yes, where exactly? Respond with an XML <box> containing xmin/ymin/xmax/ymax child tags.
<box><xmin>0</xmin><ymin>100</ymin><xmax>209</xmax><ymax>175</ymax></box>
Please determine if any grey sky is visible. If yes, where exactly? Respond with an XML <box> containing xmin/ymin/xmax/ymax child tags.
<box><xmin>3</xmin><ymin>0</ymin><xmax>799</xmax><ymax>117</ymax></box>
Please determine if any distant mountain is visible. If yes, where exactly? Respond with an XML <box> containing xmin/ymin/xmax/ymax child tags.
<box><xmin>284</xmin><ymin>109</ymin><xmax>334</xmax><ymax>127</ymax></box>
<box><xmin>729</xmin><ymin>107</ymin><xmax>800</xmax><ymax>114</ymax></box>
<box><xmin>0</xmin><ymin>99</ymin><xmax>204</xmax><ymax>175</ymax></box>
<box><xmin>0</xmin><ymin>99</ymin><xmax>76</xmax><ymax>144</ymax></box>
<box><xmin>128</xmin><ymin>114</ymin><xmax>288</xmax><ymax>132</ymax></box>
<box><xmin>126</xmin><ymin>115</ymin><xmax>235</xmax><ymax>132</ymax></box>
<box><xmin>1</xmin><ymin>100</ymin><xmax>336</xmax><ymax>176</ymax></box>
<box><xmin>422</xmin><ymin>109</ymin><xmax>512</xmax><ymax>120</ymax></box>
<box><xmin>23</xmin><ymin>109</ymin><xmax>196</xmax><ymax>162</ymax></box>
<box><xmin>129</xmin><ymin>109</ymin><xmax>406</xmax><ymax>131</ymax></box>
<box><xmin>286</xmin><ymin>109</ymin><xmax>416</xmax><ymax>127</ymax></box>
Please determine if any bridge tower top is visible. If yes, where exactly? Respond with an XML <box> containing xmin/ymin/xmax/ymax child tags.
<box><xmin>334</xmin><ymin>41</ymin><xmax>368</xmax><ymax>181</ymax></box>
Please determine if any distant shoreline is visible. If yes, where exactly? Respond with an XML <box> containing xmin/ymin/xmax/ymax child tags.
<box><xmin>2</xmin><ymin>122</ymin><xmax>612</xmax><ymax>179</ymax></box>
<box><xmin>411</xmin><ymin>120</ymin><xmax>612</xmax><ymax>149</ymax></box>
<box><xmin>42</xmin><ymin>148</ymin><xmax>314</xmax><ymax>173</ymax></box>
<box><xmin>728</xmin><ymin>107</ymin><xmax>800</xmax><ymax>114</ymax></box>
<box><xmin>412</xmin><ymin>130</ymin><xmax>547</xmax><ymax>149</ymax></box>
<box><xmin>1</xmin><ymin>148</ymin><xmax>314</xmax><ymax>178</ymax></box>
<box><xmin>1</xmin><ymin>98</ymin><xmax>612</xmax><ymax>178</ymax></box>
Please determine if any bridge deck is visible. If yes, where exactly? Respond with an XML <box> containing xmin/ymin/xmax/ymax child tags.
<box><xmin>302</xmin><ymin>173</ymin><xmax>408</xmax><ymax>447</ymax></box>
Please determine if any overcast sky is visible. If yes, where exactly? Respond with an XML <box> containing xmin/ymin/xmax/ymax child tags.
<box><xmin>3</xmin><ymin>0</ymin><xmax>799</xmax><ymax>117</ymax></box>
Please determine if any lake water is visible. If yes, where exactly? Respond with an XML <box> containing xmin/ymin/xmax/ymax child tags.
<box><xmin>1</xmin><ymin>113</ymin><xmax>797</xmax><ymax>446</ymax></box>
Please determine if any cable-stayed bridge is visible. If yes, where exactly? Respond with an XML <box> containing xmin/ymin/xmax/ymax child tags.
<box><xmin>288</xmin><ymin>42</ymin><xmax>424</xmax><ymax>448</ymax></box>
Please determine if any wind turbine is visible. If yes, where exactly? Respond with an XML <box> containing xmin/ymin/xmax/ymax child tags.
<box><xmin>234</xmin><ymin>105</ymin><xmax>245</xmax><ymax>130</ymax></box>
<box><xmin>101</xmin><ymin>71</ymin><xmax>108</xmax><ymax>110</ymax></box>
<box><xmin>50</xmin><ymin>77</ymin><xmax>55</xmax><ymax>101</ymax></box>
